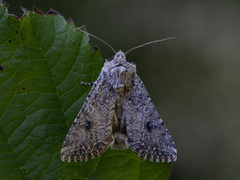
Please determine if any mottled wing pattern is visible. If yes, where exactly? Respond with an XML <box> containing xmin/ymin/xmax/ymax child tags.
<box><xmin>124</xmin><ymin>75</ymin><xmax>177</xmax><ymax>162</ymax></box>
<box><xmin>61</xmin><ymin>76</ymin><xmax>116</xmax><ymax>162</ymax></box>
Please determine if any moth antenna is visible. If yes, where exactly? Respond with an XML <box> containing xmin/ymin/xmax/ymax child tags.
<box><xmin>125</xmin><ymin>37</ymin><xmax>175</xmax><ymax>55</ymax></box>
<box><xmin>79</xmin><ymin>28</ymin><xmax>117</xmax><ymax>54</ymax></box>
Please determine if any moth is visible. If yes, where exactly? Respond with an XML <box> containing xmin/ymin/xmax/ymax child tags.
<box><xmin>61</xmin><ymin>31</ymin><xmax>177</xmax><ymax>163</ymax></box>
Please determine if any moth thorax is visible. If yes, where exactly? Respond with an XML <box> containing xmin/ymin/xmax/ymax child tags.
<box><xmin>111</xmin><ymin>66</ymin><xmax>128</xmax><ymax>92</ymax></box>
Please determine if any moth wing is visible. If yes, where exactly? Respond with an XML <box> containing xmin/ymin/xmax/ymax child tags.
<box><xmin>61</xmin><ymin>77</ymin><xmax>116</xmax><ymax>162</ymax></box>
<box><xmin>124</xmin><ymin>75</ymin><xmax>177</xmax><ymax>162</ymax></box>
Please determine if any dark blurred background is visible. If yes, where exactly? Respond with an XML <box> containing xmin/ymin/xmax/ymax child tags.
<box><xmin>5</xmin><ymin>0</ymin><xmax>240</xmax><ymax>179</ymax></box>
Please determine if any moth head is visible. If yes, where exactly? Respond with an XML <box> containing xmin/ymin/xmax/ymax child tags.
<box><xmin>114</xmin><ymin>50</ymin><xmax>126</xmax><ymax>61</ymax></box>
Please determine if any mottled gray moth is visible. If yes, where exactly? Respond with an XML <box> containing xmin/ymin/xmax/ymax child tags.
<box><xmin>61</xmin><ymin>32</ymin><xmax>177</xmax><ymax>163</ymax></box>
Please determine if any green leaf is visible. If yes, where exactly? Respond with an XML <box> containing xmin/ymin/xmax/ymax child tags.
<box><xmin>0</xmin><ymin>4</ymin><xmax>172</xmax><ymax>180</ymax></box>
